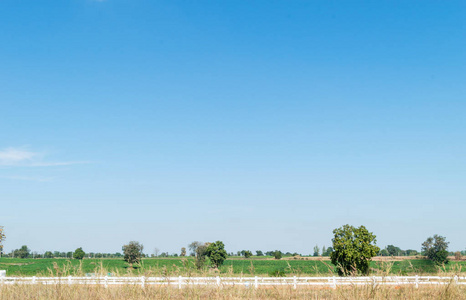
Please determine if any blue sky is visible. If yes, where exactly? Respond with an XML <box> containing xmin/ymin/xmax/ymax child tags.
<box><xmin>1</xmin><ymin>0</ymin><xmax>465</xmax><ymax>255</ymax></box>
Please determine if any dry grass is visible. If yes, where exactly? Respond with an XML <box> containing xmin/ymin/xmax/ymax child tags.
<box><xmin>2</xmin><ymin>263</ymin><xmax>465</xmax><ymax>299</ymax></box>
<box><xmin>1</xmin><ymin>283</ymin><xmax>466</xmax><ymax>300</ymax></box>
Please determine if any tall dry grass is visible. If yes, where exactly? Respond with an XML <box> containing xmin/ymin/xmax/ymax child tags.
<box><xmin>2</xmin><ymin>262</ymin><xmax>465</xmax><ymax>299</ymax></box>
<box><xmin>1</xmin><ymin>283</ymin><xmax>466</xmax><ymax>300</ymax></box>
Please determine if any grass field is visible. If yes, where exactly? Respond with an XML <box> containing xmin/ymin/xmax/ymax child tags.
<box><xmin>0</xmin><ymin>257</ymin><xmax>465</xmax><ymax>277</ymax></box>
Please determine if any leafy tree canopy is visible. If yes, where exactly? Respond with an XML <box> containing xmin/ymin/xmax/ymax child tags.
<box><xmin>73</xmin><ymin>247</ymin><xmax>85</xmax><ymax>260</ymax></box>
<box><xmin>330</xmin><ymin>224</ymin><xmax>380</xmax><ymax>276</ymax></box>
<box><xmin>205</xmin><ymin>241</ymin><xmax>228</xmax><ymax>268</ymax></box>
<box><xmin>422</xmin><ymin>235</ymin><xmax>449</xmax><ymax>265</ymax></box>
<box><xmin>122</xmin><ymin>241</ymin><xmax>144</xmax><ymax>266</ymax></box>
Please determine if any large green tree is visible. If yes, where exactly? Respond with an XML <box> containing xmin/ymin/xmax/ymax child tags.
<box><xmin>122</xmin><ymin>241</ymin><xmax>144</xmax><ymax>267</ymax></box>
<box><xmin>205</xmin><ymin>241</ymin><xmax>228</xmax><ymax>268</ymax></box>
<box><xmin>422</xmin><ymin>235</ymin><xmax>449</xmax><ymax>265</ymax></box>
<box><xmin>73</xmin><ymin>247</ymin><xmax>85</xmax><ymax>260</ymax></box>
<box><xmin>330</xmin><ymin>224</ymin><xmax>380</xmax><ymax>276</ymax></box>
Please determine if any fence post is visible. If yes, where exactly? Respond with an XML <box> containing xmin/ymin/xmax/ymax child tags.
<box><xmin>415</xmin><ymin>275</ymin><xmax>419</xmax><ymax>289</ymax></box>
<box><xmin>68</xmin><ymin>275</ymin><xmax>72</xmax><ymax>285</ymax></box>
<box><xmin>332</xmin><ymin>276</ymin><xmax>337</xmax><ymax>289</ymax></box>
<box><xmin>293</xmin><ymin>276</ymin><xmax>297</xmax><ymax>289</ymax></box>
<box><xmin>32</xmin><ymin>276</ymin><xmax>37</xmax><ymax>285</ymax></box>
<box><xmin>105</xmin><ymin>276</ymin><xmax>108</xmax><ymax>288</ymax></box>
<box><xmin>254</xmin><ymin>276</ymin><xmax>258</xmax><ymax>289</ymax></box>
<box><xmin>179</xmin><ymin>276</ymin><xmax>182</xmax><ymax>289</ymax></box>
<box><xmin>141</xmin><ymin>276</ymin><xmax>145</xmax><ymax>289</ymax></box>
<box><xmin>454</xmin><ymin>275</ymin><xmax>458</xmax><ymax>285</ymax></box>
<box><xmin>216</xmin><ymin>276</ymin><xmax>220</xmax><ymax>287</ymax></box>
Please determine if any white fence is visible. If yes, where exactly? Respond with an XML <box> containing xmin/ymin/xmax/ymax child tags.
<box><xmin>0</xmin><ymin>276</ymin><xmax>465</xmax><ymax>288</ymax></box>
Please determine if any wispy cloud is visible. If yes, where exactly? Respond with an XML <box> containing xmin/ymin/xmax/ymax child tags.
<box><xmin>0</xmin><ymin>147</ymin><xmax>90</xmax><ymax>167</ymax></box>
<box><xmin>1</xmin><ymin>175</ymin><xmax>54</xmax><ymax>182</ymax></box>
<box><xmin>0</xmin><ymin>147</ymin><xmax>36</xmax><ymax>166</ymax></box>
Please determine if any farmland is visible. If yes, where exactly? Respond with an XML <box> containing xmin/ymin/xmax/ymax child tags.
<box><xmin>1</xmin><ymin>257</ymin><xmax>465</xmax><ymax>277</ymax></box>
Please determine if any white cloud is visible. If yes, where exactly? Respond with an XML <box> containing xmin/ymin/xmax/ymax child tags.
<box><xmin>1</xmin><ymin>175</ymin><xmax>53</xmax><ymax>182</ymax></box>
<box><xmin>0</xmin><ymin>148</ymin><xmax>37</xmax><ymax>165</ymax></box>
<box><xmin>0</xmin><ymin>147</ymin><xmax>90</xmax><ymax>167</ymax></box>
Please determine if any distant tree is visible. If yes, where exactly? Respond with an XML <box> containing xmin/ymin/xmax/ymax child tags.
<box><xmin>0</xmin><ymin>226</ymin><xmax>5</xmax><ymax>257</ymax></box>
<box><xmin>122</xmin><ymin>241</ymin><xmax>144</xmax><ymax>267</ymax></box>
<box><xmin>330</xmin><ymin>225</ymin><xmax>380</xmax><ymax>276</ymax></box>
<box><xmin>180</xmin><ymin>247</ymin><xmax>186</xmax><ymax>257</ymax></box>
<box><xmin>322</xmin><ymin>246</ymin><xmax>333</xmax><ymax>257</ymax></box>
<box><xmin>322</xmin><ymin>246</ymin><xmax>326</xmax><ymax>256</ymax></box>
<box><xmin>44</xmin><ymin>251</ymin><xmax>53</xmax><ymax>258</ymax></box>
<box><xmin>153</xmin><ymin>248</ymin><xmax>160</xmax><ymax>257</ymax></box>
<box><xmin>256</xmin><ymin>250</ymin><xmax>264</xmax><ymax>256</ymax></box>
<box><xmin>386</xmin><ymin>245</ymin><xmax>405</xmax><ymax>256</ymax></box>
<box><xmin>313</xmin><ymin>245</ymin><xmax>320</xmax><ymax>256</ymax></box>
<box><xmin>455</xmin><ymin>252</ymin><xmax>462</xmax><ymax>261</ymax></box>
<box><xmin>379</xmin><ymin>249</ymin><xmax>389</xmax><ymax>256</ymax></box>
<box><xmin>422</xmin><ymin>235</ymin><xmax>449</xmax><ymax>265</ymax></box>
<box><xmin>243</xmin><ymin>250</ymin><xmax>252</xmax><ymax>258</ymax></box>
<box><xmin>274</xmin><ymin>250</ymin><xmax>282</xmax><ymax>260</ymax></box>
<box><xmin>73</xmin><ymin>247</ymin><xmax>85</xmax><ymax>260</ymax></box>
<box><xmin>205</xmin><ymin>241</ymin><xmax>228</xmax><ymax>268</ymax></box>
<box><xmin>188</xmin><ymin>241</ymin><xmax>202</xmax><ymax>257</ymax></box>
<box><xmin>14</xmin><ymin>245</ymin><xmax>30</xmax><ymax>259</ymax></box>
<box><xmin>406</xmin><ymin>249</ymin><xmax>418</xmax><ymax>256</ymax></box>
<box><xmin>195</xmin><ymin>244</ymin><xmax>208</xmax><ymax>269</ymax></box>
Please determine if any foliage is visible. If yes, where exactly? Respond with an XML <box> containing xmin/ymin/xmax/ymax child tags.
<box><xmin>205</xmin><ymin>241</ymin><xmax>228</xmax><ymax>268</ymax></box>
<box><xmin>313</xmin><ymin>245</ymin><xmax>320</xmax><ymax>256</ymax></box>
<box><xmin>188</xmin><ymin>241</ymin><xmax>202</xmax><ymax>257</ymax></box>
<box><xmin>195</xmin><ymin>244</ymin><xmax>208</xmax><ymax>269</ymax></box>
<box><xmin>273</xmin><ymin>251</ymin><xmax>282</xmax><ymax>260</ymax></box>
<box><xmin>330</xmin><ymin>224</ymin><xmax>380</xmax><ymax>276</ymax></box>
<box><xmin>386</xmin><ymin>245</ymin><xmax>405</xmax><ymax>256</ymax></box>
<box><xmin>256</xmin><ymin>250</ymin><xmax>263</xmax><ymax>256</ymax></box>
<box><xmin>122</xmin><ymin>241</ymin><xmax>144</xmax><ymax>266</ymax></box>
<box><xmin>379</xmin><ymin>249</ymin><xmax>389</xmax><ymax>256</ymax></box>
<box><xmin>13</xmin><ymin>245</ymin><xmax>30</xmax><ymax>259</ymax></box>
<box><xmin>180</xmin><ymin>247</ymin><xmax>186</xmax><ymax>257</ymax></box>
<box><xmin>322</xmin><ymin>246</ymin><xmax>333</xmax><ymax>257</ymax></box>
<box><xmin>73</xmin><ymin>248</ymin><xmax>85</xmax><ymax>260</ymax></box>
<box><xmin>422</xmin><ymin>235</ymin><xmax>449</xmax><ymax>265</ymax></box>
<box><xmin>243</xmin><ymin>250</ymin><xmax>252</xmax><ymax>258</ymax></box>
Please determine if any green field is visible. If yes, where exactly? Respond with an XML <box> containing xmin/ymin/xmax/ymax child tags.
<box><xmin>1</xmin><ymin>257</ymin><xmax>465</xmax><ymax>277</ymax></box>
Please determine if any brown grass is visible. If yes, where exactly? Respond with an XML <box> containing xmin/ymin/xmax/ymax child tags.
<box><xmin>1</xmin><ymin>284</ymin><xmax>466</xmax><ymax>300</ymax></box>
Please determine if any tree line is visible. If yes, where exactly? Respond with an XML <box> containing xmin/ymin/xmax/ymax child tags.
<box><xmin>0</xmin><ymin>225</ymin><xmax>463</xmax><ymax>276</ymax></box>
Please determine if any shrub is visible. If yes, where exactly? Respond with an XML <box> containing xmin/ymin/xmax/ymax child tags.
<box><xmin>274</xmin><ymin>251</ymin><xmax>282</xmax><ymax>260</ymax></box>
